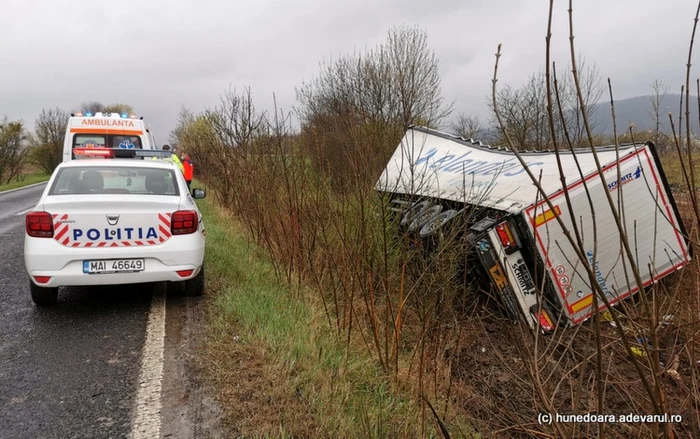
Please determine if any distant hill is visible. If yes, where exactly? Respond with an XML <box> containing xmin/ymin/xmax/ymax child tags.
<box><xmin>592</xmin><ymin>94</ymin><xmax>700</xmax><ymax>136</ymax></box>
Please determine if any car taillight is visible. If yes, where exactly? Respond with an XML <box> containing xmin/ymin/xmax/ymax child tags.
<box><xmin>171</xmin><ymin>210</ymin><xmax>198</xmax><ymax>235</ymax></box>
<box><xmin>26</xmin><ymin>211</ymin><xmax>54</xmax><ymax>238</ymax></box>
<box><xmin>496</xmin><ymin>221</ymin><xmax>518</xmax><ymax>253</ymax></box>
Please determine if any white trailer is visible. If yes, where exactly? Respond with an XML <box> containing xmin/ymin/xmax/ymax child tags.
<box><xmin>376</xmin><ymin>126</ymin><xmax>691</xmax><ymax>332</ymax></box>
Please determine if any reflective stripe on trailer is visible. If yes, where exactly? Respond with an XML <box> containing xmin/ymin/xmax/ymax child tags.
<box><xmin>52</xmin><ymin>213</ymin><xmax>172</xmax><ymax>247</ymax></box>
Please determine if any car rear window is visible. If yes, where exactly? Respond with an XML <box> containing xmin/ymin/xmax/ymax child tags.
<box><xmin>49</xmin><ymin>166</ymin><xmax>179</xmax><ymax>196</ymax></box>
<box><xmin>73</xmin><ymin>134</ymin><xmax>143</xmax><ymax>149</ymax></box>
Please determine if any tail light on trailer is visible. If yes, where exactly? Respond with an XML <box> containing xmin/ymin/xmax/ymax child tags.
<box><xmin>530</xmin><ymin>304</ymin><xmax>555</xmax><ymax>333</ymax></box>
<box><xmin>26</xmin><ymin>211</ymin><xmax>54</xmax><ymax>238</ymax></box>
<box><xmin>495</xmin><ymin>221</ymin><xmax>519</xmax><ymax>254</ymax></box>
<box><xmin>171</xmin><ymin>210</ymin><xmax>198</xmax><ymax>235</ymax></box>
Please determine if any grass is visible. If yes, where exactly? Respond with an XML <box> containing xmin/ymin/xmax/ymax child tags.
<box><xmin>0</xmin><ymin>171</ymin><xmax>50</xmax><ymax>193</ymax></box>
<box><xmin>197</xmin><ymin>191</ymin><xmax>470</xmax><ymax>438</ymax></box>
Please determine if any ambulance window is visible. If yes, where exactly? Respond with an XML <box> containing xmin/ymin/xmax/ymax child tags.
<box><xmin>72</xmin><ymin>134</ymin><xmax>143</xmax><ymax>149</ymax></box>
<box><xmin>74</xmin><ymin>135</ymin><xmax>107</xmax><ymax>148</ymax></box>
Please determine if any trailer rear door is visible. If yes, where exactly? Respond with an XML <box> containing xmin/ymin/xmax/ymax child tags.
<box><xmin>524</xmin><ymin>145</ymin><xmax>690</xmax><ymax>325</ymax></box>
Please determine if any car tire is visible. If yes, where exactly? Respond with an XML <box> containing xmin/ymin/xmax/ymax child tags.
<box><xmin>30</xmin><ymin>282</ymin><xmax>58</xmax><ymax>306</ymax></box>
<box><xmin>184</xmin><ymin>264</ymin><xmax>205</xmax><ymax>297</ymax></box>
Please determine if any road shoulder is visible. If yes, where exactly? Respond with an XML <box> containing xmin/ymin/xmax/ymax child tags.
<box><xmin>160</xmin><ymin>284</ymin><xmax>226</xmax><ymax>439</ymax></box>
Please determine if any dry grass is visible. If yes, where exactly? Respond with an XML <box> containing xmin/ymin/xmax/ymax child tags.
<box><xmin>197</xmin><ymin>198</ymin><xmax>472</xmax><ymax>438</ymax></box>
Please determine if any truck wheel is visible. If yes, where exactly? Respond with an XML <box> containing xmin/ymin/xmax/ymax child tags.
<box><xmin>400</xmin><ymin>200</ymin><xmax>432</xmax><ymax>227</ymax></box>
<box><xmin>409</xmin><ymin>205</ymin><xmax>443</xmax><ymax>232</ymax></box>
<box><xmin>184</xmin><ymin>264</ymin><xmax>205</xmax><ymax>297</ymax></box>
<box><xmin>418</xmin><ymin>209</ymin><xmax>460</xmax><ymax>238</ymax></box>
<box><xmin>30</xmin><ymin>282</ymin><xmax>58</xmax><ymax>306</ymax></box>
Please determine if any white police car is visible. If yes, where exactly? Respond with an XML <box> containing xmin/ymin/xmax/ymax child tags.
<box><xmin>24</xmin><ymin>148</ymin><xmax>206</xmax><ymax>305</ymax></box>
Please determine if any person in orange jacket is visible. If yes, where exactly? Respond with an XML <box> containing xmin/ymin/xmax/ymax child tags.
<box><xmin>182</xmin><ymin>153</ymin><xmax>194</xmax><ymax>189</ymax></box>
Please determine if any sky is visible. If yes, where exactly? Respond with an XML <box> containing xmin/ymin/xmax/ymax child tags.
<box><xmin>0</xmin><ymin>0</ymin><xmax>697</xmax><ymax>143</ymax></box>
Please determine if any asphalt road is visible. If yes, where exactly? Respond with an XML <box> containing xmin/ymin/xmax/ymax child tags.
<box><xmin>0</xmin><ymin>183</ymin><xmax>222</xmax><ymax>439</ymax></box>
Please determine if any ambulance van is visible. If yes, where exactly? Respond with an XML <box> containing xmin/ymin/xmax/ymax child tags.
<box><xmin>62</xmin><ymin>112</ymin><xmax>157</xmax><ymax>162</ymax></box>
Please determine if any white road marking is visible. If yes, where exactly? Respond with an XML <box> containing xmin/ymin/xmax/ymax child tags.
<box><xmin>130</xmin><ymin>289</ymin><xmax>166</xmax><ymax>439</ymax></box>
<box><xmin>15</xmin><ymin>208</ymin><xmax>32</xmax><ymax>216</ymax></box>
<box><xmin>0</xmin><ymin>181</ymin><xmax>47</xmax><ymax>195</ymax></box>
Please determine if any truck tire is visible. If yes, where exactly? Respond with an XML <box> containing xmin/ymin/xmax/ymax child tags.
<box><xmin>418</xmin><ymin>209</ymin><xmax>460</xmax><ymax>238</ymax></box>
<box><xmin>30</xmin><ymin>282</ymin><xmax>58</xmax><ymax>306</ymax></box>
<box><xmin>184</xmin><ymin>264</ymin><xmax>205</xmax><ymax>297</ymax></box>
<box><xmin>408</xmin><ymin>205</ymin><xmax>443</xmax><ymax>232</ymax></box>
<box><xmin>400</xmin><ymin>200</ymin><xmax>432</xmax><ymax>227</ymax></box>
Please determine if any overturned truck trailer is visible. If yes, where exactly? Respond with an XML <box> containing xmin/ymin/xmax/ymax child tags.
<box><xmin>376</xmin><ymin>126</ymin><xmax>691</xmax><ymax>332</ymax></box>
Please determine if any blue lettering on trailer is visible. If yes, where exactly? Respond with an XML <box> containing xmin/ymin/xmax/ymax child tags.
<box><xmin>607</xmin><ymin>166</ymin><xmax>642</xmax><ymax>192</ymax></box>
<box><xmin>70</xmin><ymin>227</ymin><xmax>158</xmax><ymax>241</ymax></box>
<box><xmin>414</xmin><ymin>148</ymin><xmax>544</xmax><ymax>177</ymax></box>
<box><xmin>586</xmin><ymin>250</ymin><xmax>611</xmax><ymax>295</ymax></box>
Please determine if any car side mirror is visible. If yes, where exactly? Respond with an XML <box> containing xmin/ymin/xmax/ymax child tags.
<box><xmin>192</xmin><ymin>188</ymin><xmax>206</xmax><ymax>199</ymax></box>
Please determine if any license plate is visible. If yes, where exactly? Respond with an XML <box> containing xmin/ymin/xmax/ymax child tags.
<box><xmin>83</xmin><ymin>258</ymin><xmax>145</xmax><ymax>274</ymax></box>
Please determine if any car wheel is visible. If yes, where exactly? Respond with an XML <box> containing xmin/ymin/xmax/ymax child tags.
<box><xmin>184</xmin><ymin>264</ymin><xmax>205</xmax><ymax>297</ymax></box>
<box><xmin>30</xmin><ymin>282</ymin><xmax>58</xmax><ymax>306</ymax></box>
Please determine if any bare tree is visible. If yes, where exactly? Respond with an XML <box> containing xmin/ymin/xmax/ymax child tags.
<box><xmin>649</xmin><ymin>79</ymin><xmax>670</xmax><ymax>151</ymax></box>
<box><xmin>102</xmin><ymin>103</ymin><xmax>134</xmax><ymax>114</ymax></box>
<box><xmin>28</xmin><ymin>108</ymin><xmax>69</xmax><ymax>174</ymax></box>
<box><xmin>450</xmin><ymin>113</ymin><xmax>483</xmax><ymax>140</ymax></box>
<box><xmin>0</xmin><ymin>117</ymin><xmax>28</xmax><ymax>183</ymax></box>
<box><xmin>79</xmin><ymin>101</ymin><xmax>134</xmax><ymax>114</ymax></box>
<box><xmin>384</xmin><ymin>25</ymin><xmax>453</xmax><ymax>127</ymax></box>
<box><xmin>488</xmin><ymin>73</ymin><xmax>549</xmax><ymax>149</ymax></box>
<box><xmin>169</xmin><ymin>105</ymin><xmax>195</xmax><ymax>145</ymax></box>
<box><xmin>205</xmin><ymin>86</ymin><xmax>268</xmax><ymax>154</ymax></box>
<box><xmin>488</xmin><ymin>55</ymin><xmax>603</xmax><ymax>150</ymax></box>
<box><xmin>297</xmin><ymin>25</ymin><xmax>451</xmax><ymax>129</ymax></box>
<box><xmin>557</xmin><ymin>56</ymin><xmax>603</xmax><ymax>145</ymax></box>
<box><xmin>79</xmin><ymin>101</ymin><xmax>104</xmax><ymax>114</ymax></box>
<box><xmin>296</xmin><ymin>25</ymin><xmax>452</xmax><ymax>188</ymax></box>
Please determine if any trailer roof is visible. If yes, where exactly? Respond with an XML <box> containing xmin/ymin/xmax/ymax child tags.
<box><xmin>375</xmin><ymin>126</ymin><xmax>646</xmax><ymax>214</ymax></box>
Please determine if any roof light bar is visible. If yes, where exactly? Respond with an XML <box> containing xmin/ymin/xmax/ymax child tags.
<box><xmin>73</xmin><ymin>148</ymin><xmax>113</xmax><ymax>157</ymax></box>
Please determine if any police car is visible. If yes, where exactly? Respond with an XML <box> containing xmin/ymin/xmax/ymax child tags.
<box><xmin>24</xmin><ymin>148</ymin><xmax>206</xmax><ymax>305</ymax></box>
